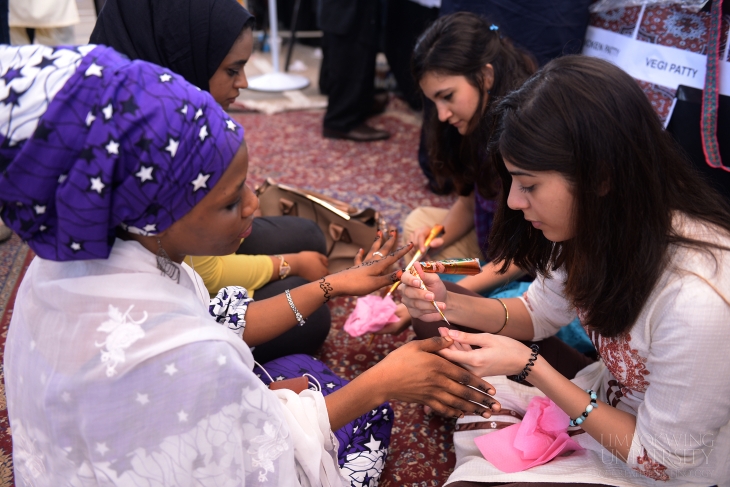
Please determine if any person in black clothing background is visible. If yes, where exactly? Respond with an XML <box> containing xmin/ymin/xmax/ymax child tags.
<box><xmin>319</xmin><ymin>0</ymin><xmax>390</xmax><ymax>142</ymax></box>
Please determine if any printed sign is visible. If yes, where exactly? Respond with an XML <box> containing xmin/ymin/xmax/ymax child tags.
<box><xmin>583</xmin><ymin>26</ymin><xmax>730</xmax><ymax>97</ymax></box>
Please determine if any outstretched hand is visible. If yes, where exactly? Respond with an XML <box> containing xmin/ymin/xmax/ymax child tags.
<box><xmin>370</xmin><ymin>335</ymin><xmax>501</xmax><ymax>418</ymax></box>
<box><xmin>399</xmin><ymin>263</ymin><xmax>449</xmax><ymax>322</ymax></box>
<box><xmin>328</xmin><ymin>229</ymin><xmax>412</xmax><ymax>299</ymax></box>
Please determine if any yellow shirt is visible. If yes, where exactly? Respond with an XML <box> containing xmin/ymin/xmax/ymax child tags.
<box><xmin>188</xmin><ymin>250</ymin><xmax>273</xmax><ymax>298</ymax></box>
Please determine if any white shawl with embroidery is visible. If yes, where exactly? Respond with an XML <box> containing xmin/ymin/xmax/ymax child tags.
<box><xmin>5</xmin><ymin>238</ymin><xmax>345</xmax><ymax>487</ymax></box>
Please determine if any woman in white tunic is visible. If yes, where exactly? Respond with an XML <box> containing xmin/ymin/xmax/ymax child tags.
<box><xmin>0</xmin><ymin>43</ymin><xmax>500</xmax><ymax>486</ymax></box>
<box><xmin>401</xmin><ymin>56</ymin><xmax>730</xmax><ymax>486</ymax></box>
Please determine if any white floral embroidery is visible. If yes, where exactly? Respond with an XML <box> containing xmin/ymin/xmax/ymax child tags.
<box><xmin>248</xmin><ymin>421</ymin><xmax>289</xmax><ymax>481</ymax></box>
<box><xmin>95</xmin><ymin>305</ymin><xmax>147</xmax><ymax>377</ymax></box>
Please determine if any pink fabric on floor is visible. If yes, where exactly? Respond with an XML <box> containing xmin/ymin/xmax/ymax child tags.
<box><xmin>343</xmin><ymin>295</ymin><xmax>399</xmax><ymax>337</ymax></box>
<box><xmin>475</xmin><ymin>396</ymin><xmax>584</xmax><ymax>473</ymax></box>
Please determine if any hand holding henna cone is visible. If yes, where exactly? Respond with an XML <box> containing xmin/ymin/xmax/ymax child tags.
<box><xmin>390</xmin><ymin>258</ymin><xmax>482</xmax><ymax>282</ymax></box>
<box><xmin>385</xmin><ymin>224</ymin><xmax>444</xmax><ymax>297</ymax></box>
<box><xmin>408</xmin><ymin>267</ymin><xmax>452</xmax><ymax>326</ymax></box>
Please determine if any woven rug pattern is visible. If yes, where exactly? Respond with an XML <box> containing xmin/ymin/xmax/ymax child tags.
<box><xmin>0</xmin><ymin>105</ymin><xmax>457</xmax><ymax>486</ymax></box>
<box><xmin>239</xmin><ymin>104</ymin><xmax>458</xmax><ymax>486</ymax></box>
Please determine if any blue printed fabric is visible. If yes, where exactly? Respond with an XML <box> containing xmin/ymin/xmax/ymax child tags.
<box><xmin>254</xmin><ymin>354</ymin><xmax>393</xmax><ymax>487</ymax></box>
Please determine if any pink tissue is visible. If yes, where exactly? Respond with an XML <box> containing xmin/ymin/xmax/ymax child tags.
<box><xmin>475</xmin><ymin>396</ymin><xmax>584</xmax><ymax>473</ymax></box>
<box><xmin>343</xmin><ymin>295</ymin><xmax>400</xmax><ymax>337</ymax></box>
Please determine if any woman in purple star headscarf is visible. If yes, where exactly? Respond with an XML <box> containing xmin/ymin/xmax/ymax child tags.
<box><xmin>0</xmin><ymin>44</ymin><xmax>500</xmax><ymax>486</ymax></box>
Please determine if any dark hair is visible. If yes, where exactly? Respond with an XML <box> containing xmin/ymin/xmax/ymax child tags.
<box><xmin>411</xmin><ymin>12</ymin><xmax>536</xmax><ymax>197</ymax></box>
<box><xmin>488</xmin><ymin>55</ymin><xmax>730</xmax><ymax>337</ymax></box>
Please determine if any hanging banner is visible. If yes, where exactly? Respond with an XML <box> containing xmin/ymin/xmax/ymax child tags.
<box><xmin>583</xmin><ymin>25</ymin><xmax>730</xmax><ymax>97</ymax></box>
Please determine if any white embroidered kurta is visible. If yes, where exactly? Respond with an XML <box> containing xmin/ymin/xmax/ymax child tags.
<box><xmin>5</xmin><ymin>239</ymin><xmax>345</xmax><ymax>487</ymax></box>
<box><xmin>450</xmin><ymin>216</ymin><xmax>730</xmax><ymax>486</ymax></box>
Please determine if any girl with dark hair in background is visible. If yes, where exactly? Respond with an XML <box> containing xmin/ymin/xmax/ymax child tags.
<box><xmin>91</xmin><ymin>0</ymin><xmax>334</xmax><ymax>363</ymax></box>
<box><xmin>381</xmin><ymin>12</ymin><xmax>536</xmax><ymax>336</ymax></box>
<box><xmin>401</xmin><ymin>55</ymin><xmax>730</xmax><ymax>486</ymax></box>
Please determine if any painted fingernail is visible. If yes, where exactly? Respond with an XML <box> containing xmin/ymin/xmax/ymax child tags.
<box><xmin>489</xmin><ymin>389</ymin><xmax>496</xmax><ymax>395</ymax></box>
<box><xmin>448</xmin><ymin>330</ymin><xmax>459</xmax><ymax>338</ymax></box>
<box><xmin>425</xmin><ymin>293</ymin><xmax>433</xmax><ymax>300</ymax></box>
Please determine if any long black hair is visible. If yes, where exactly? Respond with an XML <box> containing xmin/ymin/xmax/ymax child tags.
<box><xmin>488</xmin><ymin>55</ymin><xmax>730</xmax><ymax>337</ymax></box>
<box><xmin>411</xmin><ymin>12</ymin><xmax>536</xmax><ymax>198</ymax></box>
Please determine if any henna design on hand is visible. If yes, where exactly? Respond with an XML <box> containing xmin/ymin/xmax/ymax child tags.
<box><xmin>319</xmin><ymin>278</ymin><xmax>334</xmax><ymax>303</ymax></box>
<box><xmin>388</xmin><ymin>244</ymin><xmax>409</xmax><ymax>257</ymax></box>
<box><xmin>389</xmin><ymin>271</ymin><xmax>400</xmax><ymax>283</ymax></box>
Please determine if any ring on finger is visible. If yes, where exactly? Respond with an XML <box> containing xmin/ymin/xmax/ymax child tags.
<box><xmin>373</xmin><ymin>251</ymin><xmax>384</xmax><ymax>257</ymax></box>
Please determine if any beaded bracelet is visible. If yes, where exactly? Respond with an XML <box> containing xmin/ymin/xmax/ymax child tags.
<box><xmin>511</xmin><ymin>344</ymin><xmax>539</xmax><ymax>382</ymax></box>
<box><xmin>284</xmin><ymin>289</ymin><xmax>306</xmax><ymax>326</ymax></box>
<box><xmin>569</xmin><ymin>389</ymin><xmax>599</xmax><ymax>427</ymax></box>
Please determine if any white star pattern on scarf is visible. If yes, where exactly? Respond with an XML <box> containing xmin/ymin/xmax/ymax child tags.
<box><xmin>135</xmin><ymin>165</ymin><xmax>154</xmax><ymax>183</ymax></box>
<box><xmin>85</xmin><ymin>111</ymin><xmax>95</xmax><ymax>126</ymax></box>
<box><xmin>165</xmin><ymin>138</ymin><xmax>179</xmax><ymax>157</ymax></box>
<box><xmin>102</xmin><ymin>103</ymin><xmax>113</xmax><ymax>120</ymax></box>
<box><xmin>84</xmin><ymin>63</ymin><xmax>104</xmax><ymax>77</ymax></box>
<box><xmin>199</xmin><ymin>124</ymin><xmax>209</xmax><ymax>141</ymax></box>
<box><xmin>159</xmin><ymin>73</ymin><xmax>172</xmax><ymax>82</ymax></box>
<box><xmin>164</xmin><ymin>363</ymin><xmax>178</xmax><ymax>376</ymax></box>
<box><xmin>105</xmin><ymin>139</ymin><xmax>119</xmax><ymax>155</ymax></box>
<box><xmin>136</xmin><ymin>393</ymin><xmax>149</xmax><ymax>405</ymax></box>
<box><xmin>90</xmin><ymin>177</ymin><xmax>105</xmax><ymax>194</ymax></box>
<box><xmin>190</xmin><ymin>172</ymin><xmax>210</xmax><ymax>192</ymax></box>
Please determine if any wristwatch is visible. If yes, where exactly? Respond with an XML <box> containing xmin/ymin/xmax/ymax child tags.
<box><xmin>276</xmin><ymin>255</ymin><xmax>291</xmax><ymax>280</ymax></box>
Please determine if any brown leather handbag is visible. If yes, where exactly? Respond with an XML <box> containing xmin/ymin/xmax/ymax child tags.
<box><xmin>255</xmin><ymin>179</ymin><xmax>385</xmax><ymax>273</ymax></box>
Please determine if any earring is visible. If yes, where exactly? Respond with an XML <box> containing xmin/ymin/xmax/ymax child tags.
<box><xmin>156</xmin><ymin>237</ymin><xmax>180</xmax><ymax>283</ymax></box>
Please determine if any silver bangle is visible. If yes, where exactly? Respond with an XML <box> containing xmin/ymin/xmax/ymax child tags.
<box><xmin>284</xmin><ymin>289</ymin><xmax>306</xmax><ymax>326</ymax></box>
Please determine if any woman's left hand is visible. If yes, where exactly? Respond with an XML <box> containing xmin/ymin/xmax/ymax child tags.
<box><xmin>329</xmin><ymin>229</ymin><xmax>411</xmax><ymax>298</ymax></box>
<box><xmin>435</xmin><ymin>328</ymin><xmax>534</xmax><ymax>377</ymax></box>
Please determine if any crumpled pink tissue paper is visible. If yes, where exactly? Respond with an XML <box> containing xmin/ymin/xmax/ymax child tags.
<box><xmin>475</xmin><ymin>396</ymin><xmax>584</xmax><ymax>473</ymax></box>
<box><xmin>343</xmin><ymin>295</ymin><xmax>400</xmax><ymax>337</ymax></box>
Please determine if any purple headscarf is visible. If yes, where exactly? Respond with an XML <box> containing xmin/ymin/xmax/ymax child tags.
<box><xmin>0</xmin><ymin>44</ymin><xmax>244</xmax><ymax>261</ymax></box>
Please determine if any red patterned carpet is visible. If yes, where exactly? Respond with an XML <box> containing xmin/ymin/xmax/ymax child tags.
<box><xmin>0</xmin><ymin>103</ymin><xmax>456</xmax><ymax>487</ymax></box>
<box><xmin>239</xmin><ymin>103</ymin><xmax>458</xmax><ymax>487</ymax></box>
